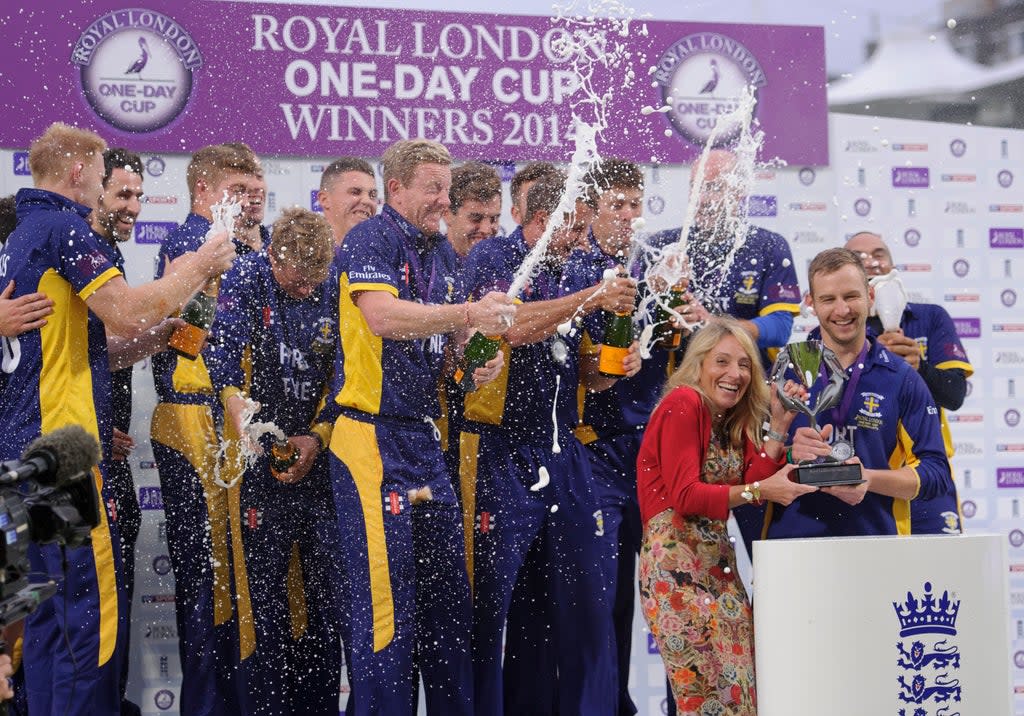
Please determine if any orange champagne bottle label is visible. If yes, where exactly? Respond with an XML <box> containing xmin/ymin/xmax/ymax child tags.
<box><xmin>598</xmin><ymin>344</ymin><xmax>629</xmax><ymax>376</ymax></box>
<box><xmin>168</xmin><ymin>324</ymin><xmax>207</xmax><ymax>360</ymax></box>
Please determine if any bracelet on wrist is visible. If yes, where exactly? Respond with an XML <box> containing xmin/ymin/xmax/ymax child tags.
<box><xmin>764</xmin><ymin>427</ymin><xmax>788</xmax><ymax>444</ymax></box>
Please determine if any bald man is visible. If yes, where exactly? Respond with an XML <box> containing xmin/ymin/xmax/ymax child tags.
<box><xmin>845</xmin><ymin>231</ymin><xmax>971</xmax><ymax>534</ymax></box>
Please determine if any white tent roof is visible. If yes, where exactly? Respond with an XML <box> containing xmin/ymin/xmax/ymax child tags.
<box><xmin>828</xmin><ymin>28</ymin><xmax>1024</xmax><ymax>106</ymax></box>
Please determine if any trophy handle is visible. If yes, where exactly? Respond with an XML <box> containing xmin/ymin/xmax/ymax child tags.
<box><xmin>814</xmin><ymin>347</ymin><xmax>847</xmax><ymax>418</ymax></box>
<box><xmin>770</xmin><ymin>346</ymin><xmax>820</xmax><ymax>431</ymax></box>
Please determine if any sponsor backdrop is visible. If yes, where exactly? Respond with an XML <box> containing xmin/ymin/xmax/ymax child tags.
<box><xmin>1</xmin><ymin>2</ymin><xmax>1022</xmax><ymax>714</ymax></box>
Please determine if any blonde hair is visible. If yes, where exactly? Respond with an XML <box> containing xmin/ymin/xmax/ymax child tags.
<box><xmin>269</xmin><ymin>207</ymin><xmax>333</xmax><ymax>284</ymax></box>
<box><xmin>185</xmin><ymin>144</ymin><xmax>261</xmax><ymax>203</ymax></box>
<box><xmin>663</xmin><ymin>316</ymin><xmax>770</xmax><ymax>449</ymax></box>
<box><xmin>28</xmin><ymin>123</ymin><xmax>106</xmax><ymax>184</ymax></box>
<box><xmin>381</xmin><ymin>139</ymin><xmax>451</xmax><ymax>201</ymax></box>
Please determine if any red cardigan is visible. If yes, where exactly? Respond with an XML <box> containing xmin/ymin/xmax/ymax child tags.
<box><xmin>637</xmin><ymin>385</ymin><xmax>785</xmax><ymax>525</ymax></box>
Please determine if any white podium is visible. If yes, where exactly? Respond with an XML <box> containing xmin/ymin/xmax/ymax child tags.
<box><xmin>753</xmin><ymin>534</ymin><xmax>1012</xmax><ymax>716</ymax></box>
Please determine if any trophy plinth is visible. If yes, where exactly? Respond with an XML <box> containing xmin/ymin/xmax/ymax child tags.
<box><xmin>794</xmin><ymin>462</ymin><xmax>865</xmax><ymax>487</ymax></box>
<box><xmin>772</xmin><ymin>341</ymin><xmax>866</xmax><ymax>487</ymax></box>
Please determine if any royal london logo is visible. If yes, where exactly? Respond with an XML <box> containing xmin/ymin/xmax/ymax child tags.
<box><xmin>894</xmin><ymin>582</ymin><xmax>962</xmax><ymax>712</ymax></box>
<box><xmin>653</xmin><ymin>32</ymin><xmax>767</xmax><ymax>147</ymax></box>
<box><xmin>71</xmin><ymin>9</ymin><xmax>202</xmax><ymax>133</ymax></box>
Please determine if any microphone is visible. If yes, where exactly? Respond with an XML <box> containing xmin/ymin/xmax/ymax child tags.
<box><xmin>1</xmin><ymin>426</ymin><xmax>101</xmax><ymax>487</ymax></box>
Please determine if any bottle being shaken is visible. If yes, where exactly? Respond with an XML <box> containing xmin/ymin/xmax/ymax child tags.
<box><xmin>168</xmin><ymin>194</ymin><xmax>242</xmax><ymax>360</ymax></box>
<box><xmin>652</xmin><ymin>277</ymin><xmax>689</xmax><ymax>351</ymax></box>
<box><xmin>598</xmin><ymin>267</ymin><xmax>636</xmax><ymax>378</ymax></box>
<box><xmin>455</xmin><ymin>331</ymin><xmax>501</xmax><ymax>392</ymax></box>
<box><xmin>268</xmin><ymin>438</ymin><xmax>299</xmax><ymax>478</ymax></box>
<box><xmin>168</xmin><ymin>276</ymin><xmax>220</xmax><ymax>360</ymax></box>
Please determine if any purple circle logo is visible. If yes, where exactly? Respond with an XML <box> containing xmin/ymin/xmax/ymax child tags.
<box><xmin>961</xmin><ymin>500</ymin><xmax>977</xmax><ymax>518</ymax></box>
<box><xmin>953</xmin><ymin>259</ymin><xmax>970</xmax><ymax>277</ymax></box>
<box><xmin>854</xmin><ymin>198</ymin><xmax>871</xmax><ymax>217</ymax></box>
<box><xmin>798</xmin><ymin>167</ymin><xmax>816</xmax><ymax>186</ymax></box>
<box><xmin>145</xmin><ymin>156</ymin><xmax>165</xmax><ymax>178</ymax></box>
<box><xmin>998</xmin><ymin>169</ymin><xmax>1014</xmax><ymax>188</ymax></box>
<box><xmin>73</xmin><ymin>10</ymin><xmax>201</xmax><ymax>133</ymax></box>
<box><xmin>152</xmin><ymin>555</ymin><xmax>172</xmax><ymax>576</ymax></box>
<box><xmin>1010</xmin><ymin>530</ymin><xmax>1024</xmax><ymax>549</ymax></box>
<box><xmin>154</xmin><ymin>689</ymin><xmax>175</xmax><ymax>710</ymax></box>
<box><xmin>950</xmin><ymin>138</ymin><xmax>967</xmax><ymax>157</ymax></box>
<box><xmin>1006</xmin><ymin>409</ymin><xmax>1021</xmax><ymax>427</ymax></box>
<box><xmin>647</xmin><ymin>195</ymin><xmax>665</xmax><ymax>216</ymax></box>
<box><xmin>1003</xmin><ymin>289</ymin><xmax>1018</xmax><ymax>307</ymax></box>
<box><xmin>904</xmin><ymin>229</ymin><xmax>921</xmax><ymax>247</ymax></box>
<box><xmin>655</xmin><ymin>33</ymin><xmax>766</xmax><ymax>148</ymax></box>
<box><xmin>1014</xmin><ymin>650</ymin><xmax>1024</xmax><ymax>669</ymax></box>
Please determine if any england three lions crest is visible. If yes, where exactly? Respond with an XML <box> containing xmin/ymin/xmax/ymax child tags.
<box><xmin>894</xmin><ymin>582</ymin><xmax>962</xmax><ymax>715</ymax></box>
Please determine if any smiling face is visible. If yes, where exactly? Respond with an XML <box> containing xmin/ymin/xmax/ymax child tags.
<box><xmin>319</xmin><ymin>170</ymin><xmax>378</xmax><ymax>243</ymax></box>
<box><xmin>388</xmin><ymin>162</ymin><xmax>451</xmax><ymax>236</ymax></box>
<box><xmin>698</xmin><ymin>334</ymin><xmax>752</xmax><ymax>415</ymax></box>
<box><xmin>446</xmin><ymin>195</ymin><xmax>501</xmax><ymax>257</ymax></box>
<box><xmin>809</xmin><ymin>263</ymin><xmax>873</xmax><ymax>355</ymax></box>
<box><xmin>242</xmin><ymin>174</ymin><xmax>266</xmax><ymax>228</ymax></box>
<box><xmin>94</xmin><ymin>167</ymin><xmax>143</xmax><ymax>243</ymax></box>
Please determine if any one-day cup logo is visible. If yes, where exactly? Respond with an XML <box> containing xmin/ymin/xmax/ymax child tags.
<box><xmin>72</xmin><ymin>9</ymin><xmax>202</xmax><ymax>132</ymax></box>
<box><xmin>653</xmin><ymin>32</ymin><xmax>767</xmax><ymax>147</ymax></box>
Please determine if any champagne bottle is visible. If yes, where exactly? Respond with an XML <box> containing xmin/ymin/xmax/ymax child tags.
<box><xmin>454</xmin><ymin>331</ymin><xmax>501</xmax><ymax>392</ymax></box>
<box><xmin>598</xmin><ymin>308</ymin><xmax>634</xmax><ymax>378</ymax></box>
<box><xmin>269</xmin><ymin>438</ymin><xmax>298</xmax><ymax>478</ymax></box>
<box><xmin>168</xmin><ymin>277</ymin><xmax>221</xmax><ymax>360</ymax></box>
<box><xmin>653</xmin><ymin>279</ymin><xmax>688</xmax><ymax>351</ymax></box>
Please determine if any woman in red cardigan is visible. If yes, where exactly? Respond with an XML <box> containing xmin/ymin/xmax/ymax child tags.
<box><xmin>637</xmin><ymin>316</ymin><xmax>815</xmax><ymax>715</ymax></box>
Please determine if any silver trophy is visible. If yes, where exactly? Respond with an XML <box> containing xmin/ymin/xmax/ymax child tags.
<box><xmin>771</xmin><ymin>340</ymin><xmax>864</xmax><ymax>486</ymax></box>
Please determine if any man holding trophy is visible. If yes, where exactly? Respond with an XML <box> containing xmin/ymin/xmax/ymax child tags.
<box><xmin>763</xmin><ymin>248</ymin><xmax>954</xmax><ymax>538</ymax></box>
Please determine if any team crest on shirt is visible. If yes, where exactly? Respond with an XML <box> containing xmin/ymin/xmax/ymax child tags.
<box><xmin>733</xmin><ymin>271</ymin><xmax>758</xmax><ymax>305</ymax></box>
<box><xmin>855</xmin><ymin>392</ymin><xmax>884</xmax><ymax>430</ymax></box>
<box><xmin>310</xmin><ymin>317</ymin><xmax>334</xmax><ymax>355</ymax></box>
<box><xmin>940</xmin><ymin>511</ymin><xmax>961</xmax><ymax>534</ymax></box>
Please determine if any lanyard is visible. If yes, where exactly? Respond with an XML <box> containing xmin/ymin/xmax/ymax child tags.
<box><xmin>821</xmin><ymin>341</ymin><xmax>869</xmax><ymax>426</ymax></box>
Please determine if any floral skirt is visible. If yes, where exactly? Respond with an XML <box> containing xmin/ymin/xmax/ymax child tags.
<box><xmin>639</xmin><ymin>509</ymin><xmax>756</xmax><ymax>716</ymax></box>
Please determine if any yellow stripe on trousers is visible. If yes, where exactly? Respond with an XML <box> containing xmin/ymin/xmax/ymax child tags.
<box><xmin>150</xmin><ymin>404</ymin><xmax>241</xmax><ymax>638</ymax></box>
<box><xmin>287</xmin><ymin>542</ymin><xmax>309</xmax><ymax>641</ymax></box>
<box><xmin>330</xmin><ymin>415</ymin><xmax>393</xmax><ymax>652</ymax></box>
<box><xmin>458</xmin><ymin>432</ymin><xmax>480</xmax><ymax>592</ymax></box>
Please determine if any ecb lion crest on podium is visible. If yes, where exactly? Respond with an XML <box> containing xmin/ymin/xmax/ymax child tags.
<box><xmin>894</xmin><ymin>582</ymin><xmax>962</xmax><ymax>715</ymax></box>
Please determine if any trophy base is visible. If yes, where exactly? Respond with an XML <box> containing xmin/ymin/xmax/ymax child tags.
<box><xmin>794</xmin><ymin>462</ymin><xmax>865</xmax><ymax>487</ymax></box>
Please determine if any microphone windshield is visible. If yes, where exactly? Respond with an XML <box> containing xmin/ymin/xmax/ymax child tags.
<box><xmin>21</xmin><ymin>425</ymin><xmax>102</xmax><ymax>486</ymax></box>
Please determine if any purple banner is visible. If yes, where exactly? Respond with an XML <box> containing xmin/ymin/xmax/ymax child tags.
<box><xmin>133</xmin><ymin>221</ymin><xmax>177</xmax><ymax>245</ymax></box>
<box><xmin>953</xmin><ymin>317</ymin><xmax>982</xmax><ymax>339</ymax></box>
<box><xmin>891</xmin><ymin>167</ymin><xmax>930</xmax><ymax>188</ymax></box>
<box><xmin>990</xmin><ymin>228</ymin><xmax>1024</xmax><ymax>248</ymax></box>
<box><xmin>997</xmin><ymin>468</ymin><xmax>1024</xmax><ymax>488</ymax></box>
<box><xmin>0</xmin><ymin>1</ymin><xmax>828</xmax><ymax>164</ymax></box>
<box><xmin>747</xmin><ymin>195</ymin><xmax>778</xmax><ymax>217</ymax></box>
